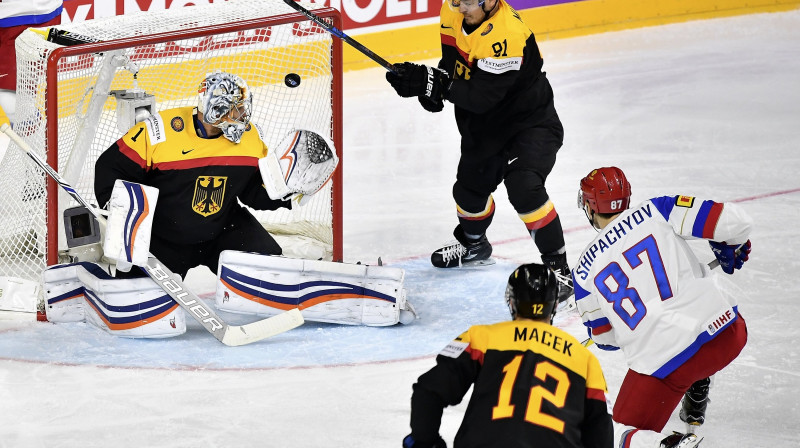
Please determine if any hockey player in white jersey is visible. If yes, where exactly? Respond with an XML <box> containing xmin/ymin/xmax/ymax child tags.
<box><xmin>573</xmin><ymin>167</ymin><xmax>752</xmax><ymax>448</ymax></box>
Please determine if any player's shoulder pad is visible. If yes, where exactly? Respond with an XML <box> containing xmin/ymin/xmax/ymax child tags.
<box><xmin>473</xmin><ymin>4</ymin><xmax>529</xmax><ymax>74</ymax></box>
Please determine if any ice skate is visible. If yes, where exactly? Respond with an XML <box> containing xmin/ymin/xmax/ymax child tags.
<box><xmin>660</xmin><ymin>432</ymin><xmax>703</xmax><ymax>448</ymax></box>
<box><xmin>431</xmin><ymin>225</ymin><xmax>494</xmax><ymax>268</ymax></box>
<box><xmin>680</xmin><ymin>377</ymin><xmax>711</xmax><ymax>432</ymax></box>
<box><xmin>541</xmin><ymin>254</ymin><xmax>574</xmax><ymax>304</ymax></box>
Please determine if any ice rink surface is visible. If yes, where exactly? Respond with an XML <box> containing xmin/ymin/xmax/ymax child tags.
<box><xmin>2</xmin><ymin>9</ymin><xmax>799</xmax><ymax>447</ymax></box>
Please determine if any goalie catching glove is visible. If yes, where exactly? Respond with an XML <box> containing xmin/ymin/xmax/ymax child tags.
<box><xmin>260</xmin><ymin>130</ymin><xmax>339</xmax><ymax>206</ymax></box>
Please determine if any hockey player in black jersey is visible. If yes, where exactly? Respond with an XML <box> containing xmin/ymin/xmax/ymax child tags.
<box><xmin>94</xmin><ymin>71</ymin><xmax>290</xmax><ymax>278</ymax></box>
<box><xmin>402</xmin><ymin>263</ymin><xmax>613</xmax><ymax>448</ymax></box>
<box><xmin>385</xmin><ymin>0</ymin><xmax>572</xmax><ymax>301</ymax></box>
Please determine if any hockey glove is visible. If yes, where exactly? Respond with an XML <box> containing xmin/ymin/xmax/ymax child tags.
<box><xmin>402</xmin><ymin>434</ymin><xmax>447</xmax><ymax>448</ymax></box>
<box><xmin>418</xmin><ymin>95</ymin><xmax>444</xmax><ymax>113</ymax></box>
<box><xmin>709</xmin><ymin>239</ymin><xmax>751</xmax><ymax>274</ymax></box>
<box><xmin>386</xmin><ymin>62</ymin><xmax>450</xmax><ymax>102</ymax></box>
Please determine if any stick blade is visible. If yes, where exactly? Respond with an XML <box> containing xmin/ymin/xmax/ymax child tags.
<box><xmin>221</xmin><ymin>308</ymin><xmax>304</xmax><ymax>346</ymax></box>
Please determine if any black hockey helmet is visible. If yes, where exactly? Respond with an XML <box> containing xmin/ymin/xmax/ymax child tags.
<box><xmin>505</xmin><ymin>263</ymin><xmax>559</xmax><ymax>321</ymax></box>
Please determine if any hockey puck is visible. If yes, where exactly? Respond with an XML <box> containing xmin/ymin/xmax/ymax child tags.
<box><xmin>284</xmin><ymin>73</ymin><xmax>301</xmax><ymax>88</ymax></box>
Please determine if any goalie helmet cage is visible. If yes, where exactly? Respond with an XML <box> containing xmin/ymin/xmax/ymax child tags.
<box><xmin>0</xmin><ymin>0</ymin><xmax>343</xmax><ymax>296</ymax></box>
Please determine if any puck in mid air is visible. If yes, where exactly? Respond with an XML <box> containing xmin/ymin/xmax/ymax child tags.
<box><xmin>285</xmin><ymin>73</ymin><xmax>301</xmax><ymax>88</ymax></box>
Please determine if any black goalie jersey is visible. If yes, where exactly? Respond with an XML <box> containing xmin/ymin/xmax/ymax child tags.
<box><xmin>410</xmin><ymin>320</ymin><xmax>613</xmax><ymax>448</ymax></box>
<box><xmin>439</xmin><ymin>0</ymin><xmax>559</xmax><ymax>156</ymax></box>
<box><xmin>95</xmin><ymin>107</ymin><xmax>288</xmax><ymax>245</ymax></box>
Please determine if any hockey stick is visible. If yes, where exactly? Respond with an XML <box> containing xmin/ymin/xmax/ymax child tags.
<box><xmin>283</xmin><ymin>0</ymin><xmax>399</xmax><ymax>75</ymax></box>
<box><xmin>580</xmin><ymin>256</ymin><xmax>734</xmax><ymax>348</ymax></box>
<box><xmin>1</xmin><ymin>124</ymin><xmax>304</xmax><ymax>346</ymax></box>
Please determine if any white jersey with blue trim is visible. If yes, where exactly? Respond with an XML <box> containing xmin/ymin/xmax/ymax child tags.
<box><xmin>573</xmin><ymin>195</ymin><xmax>752</xmax><ymax>378</ymax></box>
<box><xmin>0</xmin><ymin>0</ymin><xmax>62</xmax><ymax>26</ymax></box>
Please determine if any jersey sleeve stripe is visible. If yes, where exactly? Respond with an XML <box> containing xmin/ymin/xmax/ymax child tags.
<box><xmin>441</xmin><ymin>36</ymin><xmax>472</xmax><ymax>67</ymax></box>
<box><xmin>591</xmin><ymin>322</ymin><xmax>613</xmax><ymax>336</ymax></box>
<box><xmin>465</xmin><ymin>345</ymin><xmax>485</xmax><ymax>364</ymax></box>
<box><xmin>702</xmin><ymin>202</ymin><xmax>724</xmax><ymax>239</ymax></box>
<box><xmin>585</xmin><ymin>387</ymin><xmax>607</xmax><ymax>402</ymax></box>
<box><xmin>117</xmin><ymin>139</ymin><xmax>147</xmax><ymax>169</ymax></box>
<box><xmin>691</xmin><ymin>200</ymin><xmax>723</xmax><ymax>238</ymax></box>
<box><xmin>585</xmin><ymin>316</ymin><xmax>612</xmax><ymax>334</ymax></box>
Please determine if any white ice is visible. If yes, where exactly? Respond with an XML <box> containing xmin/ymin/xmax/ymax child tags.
<box><xmin>2</xmin><ymin>10</ymin><xmax>799</xmax><ymax>447</ymax></box>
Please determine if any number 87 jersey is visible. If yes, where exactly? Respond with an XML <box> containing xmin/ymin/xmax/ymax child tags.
<box><xmin>573</xmin><ymin>195</ymin><xmax>752</xmax><ymax>378</ymax></box>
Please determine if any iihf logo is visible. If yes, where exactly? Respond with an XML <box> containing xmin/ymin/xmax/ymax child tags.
<box><xmin>223</xmin><ymin>291</ymin><xmax>230</xmax><ymax>303</ymax></box>
<box><xmin>706</xmin><ymin>309</ymin><xmax>734</xmax><ymax>336</ymax></box>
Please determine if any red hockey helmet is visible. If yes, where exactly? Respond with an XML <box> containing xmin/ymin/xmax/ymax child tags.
<box><xmin>578</xmin><ymin>167</ymin><xmax>632</xmax><ymax>219</ymax></box>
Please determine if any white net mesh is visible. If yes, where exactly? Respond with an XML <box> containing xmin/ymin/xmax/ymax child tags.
<box><xmin>0</xmin><ymin>0</ymin><xmax>341</xmax><ymax>289</ymax></box>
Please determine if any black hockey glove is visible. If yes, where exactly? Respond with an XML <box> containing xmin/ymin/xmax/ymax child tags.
<box><xmin>709</xmin><ymin>239</ymin><xmax>751</xmax><ymax>274</ymax></box>
<box><xmin>402</xmin><ymin>434</ymin><xmax>447</xmax><ymax>448</ymax></box>
<box><xmin>418</xmin><ymin>95</ymin><xmax>444</xmax><ymax>113</ymax></box>
<box><xmin>386</xmin><ymin>62</ymin><xmax>450</xmax><ymax>102</ymax></box>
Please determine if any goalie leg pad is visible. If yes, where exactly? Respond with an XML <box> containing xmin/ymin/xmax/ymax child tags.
<box><xmin>44</xmin><ymin>262</ymin><xmax>186</xmax><ymax>338</ymax></box>
<box><xmin>78</xmin><ymin>266</ymin><xmax>186</xmax><ymax>338</ymax></box>
<box><xmin>215</xmin><ymin>251</ymin><xmax>411</xmax><ymax>326</ymax></box>
<box><xmin>103</xmin><ymin>180</ymin><xmax>159</xmax><ymax>268</ymax></box>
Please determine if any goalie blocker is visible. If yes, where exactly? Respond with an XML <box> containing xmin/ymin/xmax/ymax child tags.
<box><xmin>103</xmin><ymin>180</ymin><xmax>159</xmax><ymax>272</ymax></box>
<box><xmin>216</xmin><ymin>251</ymin><xmax>417</xmax><ymax>326</ymax></box>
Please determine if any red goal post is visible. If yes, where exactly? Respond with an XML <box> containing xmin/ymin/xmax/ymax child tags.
<box><xmin>0</xmin><ymin>0</ymin><xmax>343</xmax><ymax>299</ymax></box>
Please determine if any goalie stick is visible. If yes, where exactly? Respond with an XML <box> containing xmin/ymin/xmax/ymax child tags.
<box><xmin>0</xmin><ymin>124</ymin><xmax>304</xmax><ymax>346</ymax></box>
<box><xmin>283</xmin><ymin>0</ymin><xmax>398</xmax><ymax>75</ymax></box>
<box><xmin>580</xmin><ymin>256</ymin><xmax>733</xmax><ymax>348</ymax></box>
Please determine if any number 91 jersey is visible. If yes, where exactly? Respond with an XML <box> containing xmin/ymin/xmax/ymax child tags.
<box><xmin>437</xmin><ymin>0</ymin><xmax>558</xmax><ymax>150</ymax></box>
<box><xmin>573</xmin><ymin>196</ymin><xmax>752</xmax><ymax>378</ymax></box>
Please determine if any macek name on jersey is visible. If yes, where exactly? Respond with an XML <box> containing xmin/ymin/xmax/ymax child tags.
<box><xmin>575</xmin><ymin>203</ymin><xmax>655</xmax><ymax>281</ymax></box>
<box><xmin>514</xmin><ymin>327</ymin><xmax>573</xmax><ymax>356</ymax></box>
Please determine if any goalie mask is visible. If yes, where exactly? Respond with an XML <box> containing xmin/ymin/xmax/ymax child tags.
<box><xmin>197</xmin><ymin>71</ymin><xmax>252</xmax><ymax>143</ymax></box>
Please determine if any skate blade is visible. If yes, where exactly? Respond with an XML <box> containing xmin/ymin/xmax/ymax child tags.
<box><xmin>684</xmin><ymin>422</ymin><xmax>702</xmax><ymax>434</ymax></box>
<box><xmin>459</xmin><ymin>257</ymin><xmax>497</xmax><ymax>268</ymax></box>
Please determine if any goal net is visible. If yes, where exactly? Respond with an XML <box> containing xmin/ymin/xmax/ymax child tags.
<box><xmin>0</xmin><ymin>0</ymin><xmax>343</xmax><ymax>302</ymax></box>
